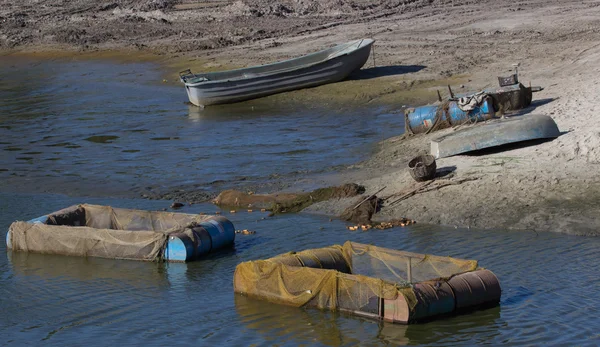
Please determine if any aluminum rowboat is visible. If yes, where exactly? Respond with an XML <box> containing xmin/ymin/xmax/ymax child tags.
<box><xmin>180</xmin><ymin>39</ymin><xmax>374</xmax><ymax>106</ymax></box>
<box><xmin>430</xmin><ymin>114</ymin><xmax>560</xmax><ymax>158</ymax></box>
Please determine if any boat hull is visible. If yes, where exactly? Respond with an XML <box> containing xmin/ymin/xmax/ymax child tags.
<box><xmin>184</xmin><ymin>40</ymin><xmax>374</xmax><ymax>106</ymax></box>
<box><xmin>430</xmin><ymin>114</ymin><xmax>561</xmax><ymax>158</ymax></box>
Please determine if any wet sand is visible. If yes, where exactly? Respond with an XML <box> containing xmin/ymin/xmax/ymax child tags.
<box><xmin>3</xmin><ymin>0</ymin><xmax>600</xmax><ymax>235</ymax></box>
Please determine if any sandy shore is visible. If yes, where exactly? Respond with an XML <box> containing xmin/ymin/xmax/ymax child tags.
<box><xmin>3</xmin><ymin>0</ymin><xmax>600</xmax><ymax>235</ymax></box>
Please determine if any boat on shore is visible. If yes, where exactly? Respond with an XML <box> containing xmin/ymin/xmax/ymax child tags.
<box><xmin>430</xmin><ymin>114</ymin><xmax>561</xmax><ymax>158</ymax></box>
<box><xmin>179</xmin><ymin>39</ymin><xmax>374</xmax><ymax>106</ymax></box>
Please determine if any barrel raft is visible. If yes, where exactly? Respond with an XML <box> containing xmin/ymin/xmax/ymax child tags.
<box><xmin>234</xmin><ymin>241</ymin><xmax>501</xmax><ymax>324</ymax></box>
<box><xmin>6</xmin><ymin>204</ymin><xmax>235</xmax><ymax>262</ymax></box>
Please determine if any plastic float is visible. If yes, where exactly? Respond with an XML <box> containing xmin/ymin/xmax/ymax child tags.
<box><xmin>234</xmin><ymin>242</ymin><xmax>501</xmax><ymax>324</ymax></box>
<box><xmin>405</xmin><ymin>97</ymin><xmax>495</xmax><ymax>134</ymax></box>
<box><xmin>6</xmin><ymin>204</ymin><xmax>235</xmax><ymax>262</ymax></box>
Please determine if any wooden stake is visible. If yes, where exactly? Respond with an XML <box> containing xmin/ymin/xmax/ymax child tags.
<box><xmin>437</xmin><ymin>89</ymin><xmax>443</xmax><ymax>102</ymax></box>
<box><xmin>407</xmin><ymin>257</ymin><xmax>413</xmax><ymax>283</ymax></box>
<box><xmin>447</xmin><ymin>85</ymin><xmax>455</xmax><ymax>99</ymax></box>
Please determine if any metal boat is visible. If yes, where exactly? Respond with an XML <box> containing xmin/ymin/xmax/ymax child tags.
<box><xmin>430</xmin><ymin>114</ymin><xmax>561</xmax><ymax>158</ymax></box>
<box><xmin>179</xmin><ymin>39</ymin><xmax>374</xmax><ymax>106</ymax></box>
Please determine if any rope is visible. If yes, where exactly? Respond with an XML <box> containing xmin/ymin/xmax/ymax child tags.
<box><xmin>426</xmin><ymin>100</ymin><xmax>451</xmax><ymax>134</ymax></box>
<box><xmin>404</xmin><ymin>110</ymin><xmax>414</xmax><ymax>135</ymax></box>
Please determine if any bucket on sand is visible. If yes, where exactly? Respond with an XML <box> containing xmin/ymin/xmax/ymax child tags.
<box><xmin>408</xmin><ymin>155</ymin><xmax>437</xmax><ymax>182</ymax></box>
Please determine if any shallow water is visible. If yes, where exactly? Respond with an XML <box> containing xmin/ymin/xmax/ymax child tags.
<box><xmin>0</xmin><ymin>56</ymin><xmax>403</xmax><ymax>196</ymax></box>
<box><xmin>1</xmin><ymin>57</ymin><xmax>599</xmax><ymax>346</ymax></box>
<box><xmin>1</xmin><ymin>192</ymin><xmax>599</xmax><ymax>346</ymax></box>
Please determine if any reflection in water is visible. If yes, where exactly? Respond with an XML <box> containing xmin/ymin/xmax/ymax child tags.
<box><xmin>377</xmin><ymin>306</ymin><xmax>502</xmax><ymax>346</ymax></box>
<box><xmin>376</xmin><ymin>322</ymin><xmax>410</xmax><ymax>346</ymax></box>
<box><xmin>187</xmin><ymin>104</ymin><xmax>203</xmax><ymax>122</ymax></box>
<box><xmin>235</xmin><ymin>290</ymin><xmax>503</xmax><ymax>346</ymax></box>
<box><xmin>7</xmin><ymin>251</ymin><xmax>170</xmax><ymax>287</ymax></box>
<box><xmin>235</xmin><ymin>295</ymin><xmax>345</xmax><ymax>346</ymax></box>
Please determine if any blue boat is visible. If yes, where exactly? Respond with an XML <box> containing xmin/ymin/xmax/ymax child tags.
<box><xmin>6</xmin><ymin>204</ymin><xmax>235</xmax><ymax>262</ymax></box>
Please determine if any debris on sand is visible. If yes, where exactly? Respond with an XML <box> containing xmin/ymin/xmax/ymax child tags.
<box><xmin>346</xmin><ymin>219</ymin><xmax>416</xmax><ymax>231</ymax></box>
<box><xmin>340</xmin><ymin>195</ymin><xmax>380</xmax><ymax>225</ymax></box>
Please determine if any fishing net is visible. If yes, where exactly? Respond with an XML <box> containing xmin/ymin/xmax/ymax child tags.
<box><xmin>234</xmin><ymin>241</ymin><xmax>477</xmax><ymax>316</ymax></box>
<box><xmin>9</xmin><ymin>204</ymin><xmax>215</xmax><ymax>261</ymax></box>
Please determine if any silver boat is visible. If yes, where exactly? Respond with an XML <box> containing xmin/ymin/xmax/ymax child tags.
<box><xmin>430</xmin><ymin>114</ymin><xmax>561</xmax><ymax>158</ymax></box>
<box><xmin>179</xmin><ymin>39</ymin><xmax>374</xmax><ymax>106</ymax></box>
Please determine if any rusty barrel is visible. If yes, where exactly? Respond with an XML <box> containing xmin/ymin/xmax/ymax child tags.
<box><xmin>384</xmin><ymin>281</ymin><xmax>456</xmax><ymax>324</ymax></box>
<box><xmin>447</xmin><ymin>269</ymin><xmax>501</xmax><ymax>309</ymax></box>
<box><xmin>411</xmin><ymin>281</ymin><xmax>456</xmax><ymax>322</ymax></box>
<box><xmin>383</xmin><ymin>291</ymin><xmax>411</xmax><ymax>324</ymax></box>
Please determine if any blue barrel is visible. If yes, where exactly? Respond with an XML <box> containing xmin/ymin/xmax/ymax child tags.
<box><xmin>201</xmin><ymin>216</ymin><xmax>235</xmax><ymax>250</ymax></box>
<box><xmin>166</xmin><ymin>216</ymin><xmax>235</xmax><ymax>262</ymax></box>
<box><xmin>190</xmin><ymin>226</ymin><xmax>213</xmax><ymax>255</ymax></box>
<box><xmin>406</xmin><ymin>105</ymin><xmax>438</xmax><ymax>134</ymax></box>
<box><xmin>447</xmin><ymin>97</ymin><xmax>494</xmax><ymax>125</ymax></box>
<box><xmin>406</xmin><ymin>98</ymin><xmax>495</xmax><ymax>134</ymax></box>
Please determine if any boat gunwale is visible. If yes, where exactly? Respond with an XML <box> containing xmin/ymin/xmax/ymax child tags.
<box><xmin>182</xmin><ymin>39</ymin><xmax>374</xmax><ymax>87</ymax></box>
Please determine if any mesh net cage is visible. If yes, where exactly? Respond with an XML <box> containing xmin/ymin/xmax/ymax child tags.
<box><xmin>234</xmin><ymin>241</ymin><xmax>478</xmax><ymax>319</ymax></box>
<box><xmin>9</xmin><ymin>204</ymin><xmax>215</xmax><ymax>261</ymax></box>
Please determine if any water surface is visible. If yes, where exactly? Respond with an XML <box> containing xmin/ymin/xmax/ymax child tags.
<box><xmin>1</xmin><ymin>193</ymin><xmax>599</xmax><ymax>346</ymax></box>
<box><xmin>0</xmin><ymin>56</ymin><xmax>403</xmax><ymax>196</ymax></box>
<box><xmin>1</xmin><ymin>57</ymin><xmax>598</xmax><ymax>346</ymax></box>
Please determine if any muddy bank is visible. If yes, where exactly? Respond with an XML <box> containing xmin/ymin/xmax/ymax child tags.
<box><xmin>306</xmin><ymin>118</ymin><xmax>600</xmax><ymax>236</ymax></box>
<box><xmin>0</xmin><ymin>0</ymin><xmax>510</xmax><ymax>107</ymax></box>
